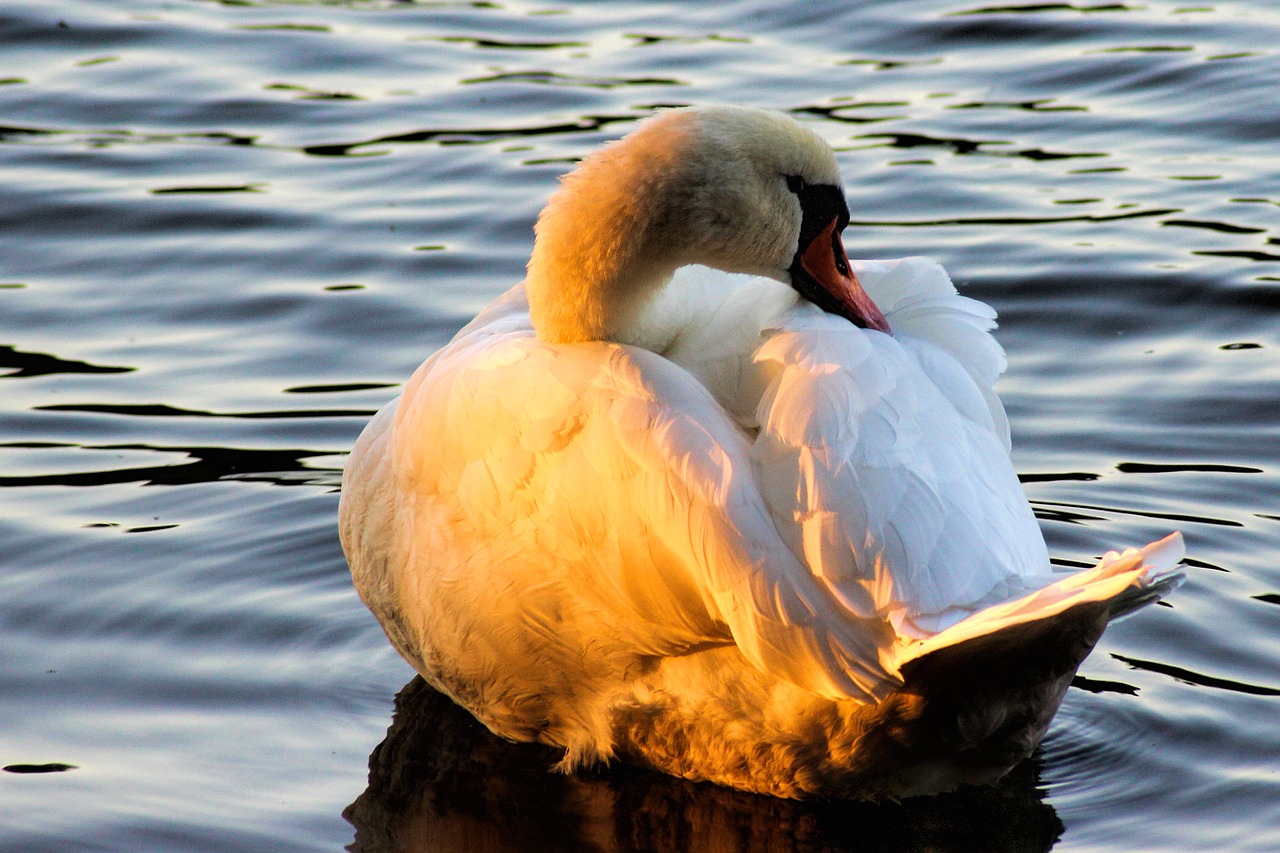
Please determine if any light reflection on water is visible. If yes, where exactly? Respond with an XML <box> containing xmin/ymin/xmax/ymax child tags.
<box><xmin>2</xmin><ymin>0</ymin><xmax>1278</xmax><ymax>850</ymax></box>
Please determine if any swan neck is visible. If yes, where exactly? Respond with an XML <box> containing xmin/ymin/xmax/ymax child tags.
<box><xmin>527</xmin><ymin>242</ymin><xmax>678</xmax><ymax>347</ymax></box>
<box><xmin>526</xmin><ymin>127</ymin><xmax>692</xmax><ymax>348</ymax></box>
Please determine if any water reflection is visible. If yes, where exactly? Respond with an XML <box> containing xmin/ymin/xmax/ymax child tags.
<box><xmin>301</xmin><ymin>114</ymin><xmax>640</xmax><ymax>157</ymax></box>
<box><xmin>0</xmin><ymin>344</ymin><xmax>133</xmax><ymax>378</ymax></box>
<box><xmin>1110</xmin><ymin>653</ymin><xmax>1280</xmax><ymax>698</ymax></box>
<box><xmin>429</xmin><ymin>36</ymin><xmax>590</xmax><ymax>51</ymax></box>
<box><xmin>346</xmin><ymin>678</ymin><xmax>1063</xmax><ymax>853</ymax></box>
<box><xmin>949</xmin><ymin>4</ymin><xmax>1144</xmax><ymax>15</ymax></box>
<box><xmin>0</xmin><ymin>441</ymin><xmax>338</xmax><ymax>488</ymax></box>
<box><xmin>460</xmin><ymin>70</ymin><xmax>685</xmax><ymax>89</ymax></box>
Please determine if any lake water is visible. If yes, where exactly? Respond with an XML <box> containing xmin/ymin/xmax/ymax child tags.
<box><xmin>2</xmin><ymin>0</ymin><xmax>1278</xmax><ymax>850</ymax></box>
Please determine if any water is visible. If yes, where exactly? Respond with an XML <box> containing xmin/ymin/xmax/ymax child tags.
<box><xmin>2</xmin><ymin>0</ymin><xmax>1278</xmax><ymax>849</ymax></box>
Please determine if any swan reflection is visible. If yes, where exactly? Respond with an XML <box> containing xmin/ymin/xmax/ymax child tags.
<box><xmin>345</xmin><ymin>677</ymin><xmax>1063</xmax><ymax>853</ymax></box>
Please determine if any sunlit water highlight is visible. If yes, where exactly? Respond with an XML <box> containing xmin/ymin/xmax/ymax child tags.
<box><xmin>2</xmin><ymin>1</ymin><xmax>1278</xmax><ymax>850</ymax></box>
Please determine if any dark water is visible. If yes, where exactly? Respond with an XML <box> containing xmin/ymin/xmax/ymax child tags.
<box><xmin>2</xmin><ymin>0</ymin><xmax>1278</xmax><ymax>850</ymax></box>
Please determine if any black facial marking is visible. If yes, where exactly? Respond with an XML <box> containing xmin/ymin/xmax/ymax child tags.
<box><xmin>792</xmin><ymin>183</ymin><xmax>849</xmax><ymax>254</ymax></box>
<box><xmin>785</xmin><ymin>181</ymin><xmax>856</xmax><ymax>321</ymax></box>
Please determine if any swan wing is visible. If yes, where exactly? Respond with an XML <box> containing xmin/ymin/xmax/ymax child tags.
<box><xmin>382</xmin><ymin>291</ymin><xmax>901</xmax><ymax>703</ymax></box>
<box><xmin>856</xmin><ymin>257</ymin><xmax>1011</xmax><ymax>449</ymax></box>
<box><xmin>750</xmin><ymin>261</ymin><xmax>1050</xmax><ymax>637</ymax></box>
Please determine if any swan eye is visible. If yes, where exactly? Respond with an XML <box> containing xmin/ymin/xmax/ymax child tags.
<box><xmin>784</xmin><ymin>174</ymin><xmax>806</xmax><ymax>194</ymax></box>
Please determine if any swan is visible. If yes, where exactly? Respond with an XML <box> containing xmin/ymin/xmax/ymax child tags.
<box><xmin>340</xmin><ymin>105</ymin><xmax>1184</xmax><ymax>799</ymax></box>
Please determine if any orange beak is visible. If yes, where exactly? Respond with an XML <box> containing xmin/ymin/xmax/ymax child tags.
<box><xmin>795</xmin><ymin>220</ymin><xmax>890</xmax><ymax>335</ymax></box>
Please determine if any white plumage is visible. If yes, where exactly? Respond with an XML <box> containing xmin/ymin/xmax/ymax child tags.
<box><xmin>340</xmin><ymin>106</ymin><xmax>1182</xmax><ymax>798</ymax></box>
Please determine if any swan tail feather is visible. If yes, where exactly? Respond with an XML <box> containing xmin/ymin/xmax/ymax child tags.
<box><xmin>843</xmin><ymin>534</ymin><xmax>1184</xmax><ymax>794</ymax></box>
<box><xmin>895</xmin><ymin>532</ymin><xmax>1185</xmax><ymax>669</ymax></box>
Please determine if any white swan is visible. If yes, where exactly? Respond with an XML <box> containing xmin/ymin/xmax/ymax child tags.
<box><xmin>340</xmin><ymin>106</ymin><xmax>1183</xmax><ymax>799</ymax></box>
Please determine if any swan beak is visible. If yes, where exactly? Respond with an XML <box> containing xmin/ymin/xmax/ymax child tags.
<box><xmin>793</xmin><ymin>220</ymin><xmax>891</xmax><ymax>334</ymax></box>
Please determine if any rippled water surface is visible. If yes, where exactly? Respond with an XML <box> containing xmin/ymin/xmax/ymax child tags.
<box><xmin>3</xmin><ymin>1</ymin><xmax>1279</xmax><ymax>850</ymax></box>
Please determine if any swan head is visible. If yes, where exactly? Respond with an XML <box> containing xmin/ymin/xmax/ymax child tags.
<box><xmin>526</xmin><ymin>106</ymin><xmax>890</xmax><ymax>345</ymax></box>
